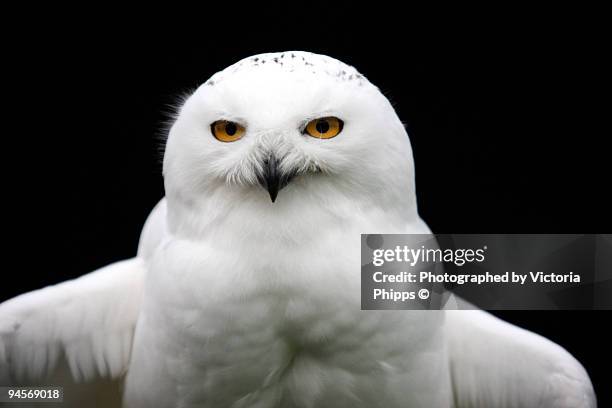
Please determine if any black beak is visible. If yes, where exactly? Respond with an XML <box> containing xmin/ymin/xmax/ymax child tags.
<box><xmin>258</xmin><ymin>155</ymin><xmax>294</xmax><ymax>203</ymax></box>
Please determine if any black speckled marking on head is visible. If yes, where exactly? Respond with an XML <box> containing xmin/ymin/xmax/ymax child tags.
<box><xmin>204</xmin><ymin>52</ymin><xmax>369</xmax><ymax>88</ymax></box>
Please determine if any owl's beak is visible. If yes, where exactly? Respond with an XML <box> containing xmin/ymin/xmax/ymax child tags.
<box><xmin>258</xmin><ymin>155</ymin><xmax>293</xmax><ymax>203</ymax></box>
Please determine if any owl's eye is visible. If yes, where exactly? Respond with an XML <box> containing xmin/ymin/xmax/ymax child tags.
<box><xmin>211</xmin><ymin>120</ymin><xmax>246</xmax><ymax>142</ymax></box>
<box><xmin>304</xmin><ymin>117</ymin><xmax>344</xmax><ymax>139</ymax></box>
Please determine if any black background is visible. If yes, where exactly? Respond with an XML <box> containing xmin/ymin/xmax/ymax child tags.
<box><xmin>4</xmin><ymin>8</ymin><xmax>610</xmax><ymax>406</ymax></box>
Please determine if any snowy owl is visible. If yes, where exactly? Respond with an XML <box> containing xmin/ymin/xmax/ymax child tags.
<box><xmin>0</xmin><ymin>51</ymin><xmax>596</xmax><ymax>408</ymax></box>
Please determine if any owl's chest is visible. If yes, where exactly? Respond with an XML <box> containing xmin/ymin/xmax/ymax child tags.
<box><xmin>151</xmin><ymin>230</ymin><xmax>364</xmax><ymax>343</ymax></box>
<box><xmin>133</xmin><ymin>232</ymin><xmax>448</xmax><ymax>407</ymax></box>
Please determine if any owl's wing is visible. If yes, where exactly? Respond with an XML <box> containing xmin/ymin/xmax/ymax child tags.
<box><xmin>446</xmin><ymin>310</ymin><xmax>596</xmax><ymax>408</ymax></box>
<box><xmin>0</xmin><ymin>258</ymin><xmax>145</xmax><ymax>407</ymax></box>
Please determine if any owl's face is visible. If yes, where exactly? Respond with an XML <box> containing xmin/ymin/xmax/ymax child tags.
<box><xmin>164</xmin><ymin>52</ymin><xmax>416</xmax><ymax>229</ymax></box>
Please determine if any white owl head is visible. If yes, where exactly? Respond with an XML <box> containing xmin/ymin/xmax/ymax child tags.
<box><xmin>163</xmin><ymin>51</ymin><xmax>418</xmax><ymax>234</ymax></box>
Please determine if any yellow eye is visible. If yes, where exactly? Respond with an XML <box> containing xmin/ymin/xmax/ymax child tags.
<box><xmin>211</xmin><ymin>120</ymin><xmax>246</xmax><ymax>142</ymax></box>
<box><xmin>305</xmin><ymin>117</ymin><xmax>344</xmax><ymax>139</ymax></box>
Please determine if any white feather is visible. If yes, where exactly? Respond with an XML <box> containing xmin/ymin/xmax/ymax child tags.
<box><xmin>447</xmin><ymin>310</ymin><xmax>596</xmax><ymax>408</ymax></box>
<box><xmin>0</xmin><ymin>258</ymin><xmax>145</xmax><ymax>407</ymax></box>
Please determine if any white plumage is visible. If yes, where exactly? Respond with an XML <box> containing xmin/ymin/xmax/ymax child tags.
<box><xmin>0</xmin><ymin>51</ymin><xmax>596</xmax><ymax>407</ymax></box>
